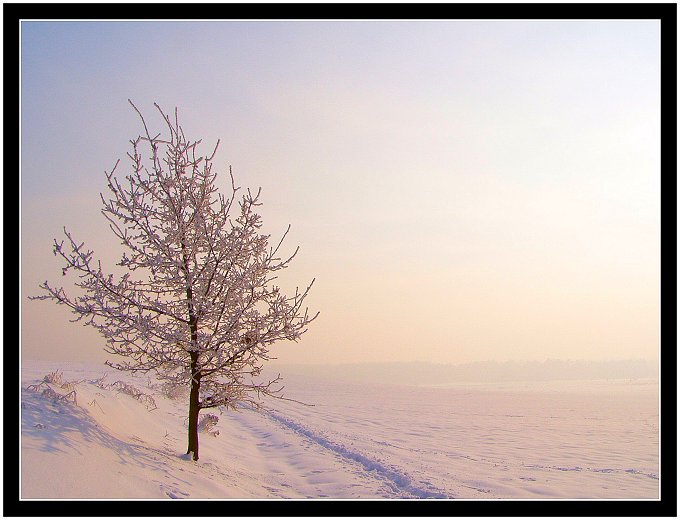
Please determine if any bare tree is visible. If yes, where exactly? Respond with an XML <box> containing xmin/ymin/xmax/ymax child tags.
<box><xmin>30</xmin><ymin>101</ymin><xmax>318</xmax><ymax>460</ymax></box>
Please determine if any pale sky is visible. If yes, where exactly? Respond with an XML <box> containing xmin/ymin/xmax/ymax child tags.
<box><xmin>21</xmin><ymin>20</ymin><xmax>660</xmax><ymax>365</ymax></box>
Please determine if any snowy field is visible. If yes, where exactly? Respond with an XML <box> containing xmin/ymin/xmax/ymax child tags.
<box><xmin>20</xmin><ymin>360</ymin><xmax>659</xmax><ymax>500</ymax></box>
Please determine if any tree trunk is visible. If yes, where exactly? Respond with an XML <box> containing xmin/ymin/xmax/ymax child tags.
<box><xmin>187</xmin><ymin>353</ymin><xmax>201</xmax><ymax>460</ymax></box>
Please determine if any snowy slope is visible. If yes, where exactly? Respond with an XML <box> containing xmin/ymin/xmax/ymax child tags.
<box><xmin>20</xmin><ymin>360</ymin><xmax>659</xmax><ymax>500</ymax></box>
<box><xmin>20</xmin><ymin>362</ymin><xmax>409</xmax><ymax>499</ymax></box>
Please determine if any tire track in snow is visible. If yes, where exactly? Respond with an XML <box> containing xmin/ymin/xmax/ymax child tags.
<box><xmin>263</xmin><ymin>410</ymin><xmax>450</xmax><ymax>499</ymax></box>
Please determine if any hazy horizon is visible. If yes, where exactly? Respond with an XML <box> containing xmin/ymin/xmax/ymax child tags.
<box><xmin>21</xmin><ymin>20</ymin><xmax>660</xmax><ymax>366</ymax></box>
<box><xmin>268</xmin><ymin>358</ymin><xmax>659</xmax><ymax>384</ymax></box>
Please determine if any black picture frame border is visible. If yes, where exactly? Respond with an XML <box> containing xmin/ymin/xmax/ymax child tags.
<box><xmin>6</xmin><ymin>3</ymin><xmax>676</xmax><ymax>517</ymax></box>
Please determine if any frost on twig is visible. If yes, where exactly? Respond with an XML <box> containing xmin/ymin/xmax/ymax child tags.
<box><xmin>105</xmin><ymin>380</ymin><xmax>157</xmax><ymax>410</ymax></box>
<box><xmin>42</xmin><ymin>369</ymin><xmax>64</xmax><ymax>386</ymax></box>
<box><xmin>26</xmin><ymin>380</ymin><xmax>78</xmax><ymax>405</ymax></box>
<box><xmin>198</xmin><ymin>413</ymin><xmax>220</xmax><ymax>437</ymax></box>
<box><xmin>91</xmin><ymin>373</ymin><xmax>110</xmax><ymax>389</ymax></box>
<box><xmin>88</xmin><ymin>399</ymin><xmax>105</xmax><ymax>414</ymax></box>
<box><xmin>27</xmin><ymin>370</ymin><xmax>84</xmax><ymax>405</ymax></box>
<box><xmin>42</xmin><ymin>369</ymin><xmax>84</xmax><ymax>392</ymax></box>
<box><xmin>147</xmin><ymin>379</ymin><xmax>189</xmax><ymax>401</ymax></box>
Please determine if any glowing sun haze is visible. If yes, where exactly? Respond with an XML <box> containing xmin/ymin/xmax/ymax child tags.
<box><xmin>21</xmin><ymin>20</ymin><xmax>660</xmax><ymax>365</ymax></box>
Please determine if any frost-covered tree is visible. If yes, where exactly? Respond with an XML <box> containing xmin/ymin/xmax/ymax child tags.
<box><xmin>31</xmin><ymin>101</ymin><xmax>318</xmax><ymax>460</ymax></box>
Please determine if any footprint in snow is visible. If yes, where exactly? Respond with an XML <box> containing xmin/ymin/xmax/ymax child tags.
<box><xmin>164</xmin><ymin>488</ymin><xmax>190</xmax><ymax>499</ymax></box>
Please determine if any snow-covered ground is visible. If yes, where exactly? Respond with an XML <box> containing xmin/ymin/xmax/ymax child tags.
<box><xmin>20</xmin><ymin>360</ymin><xmax>659</xmax><ymax>499</ymax></box>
